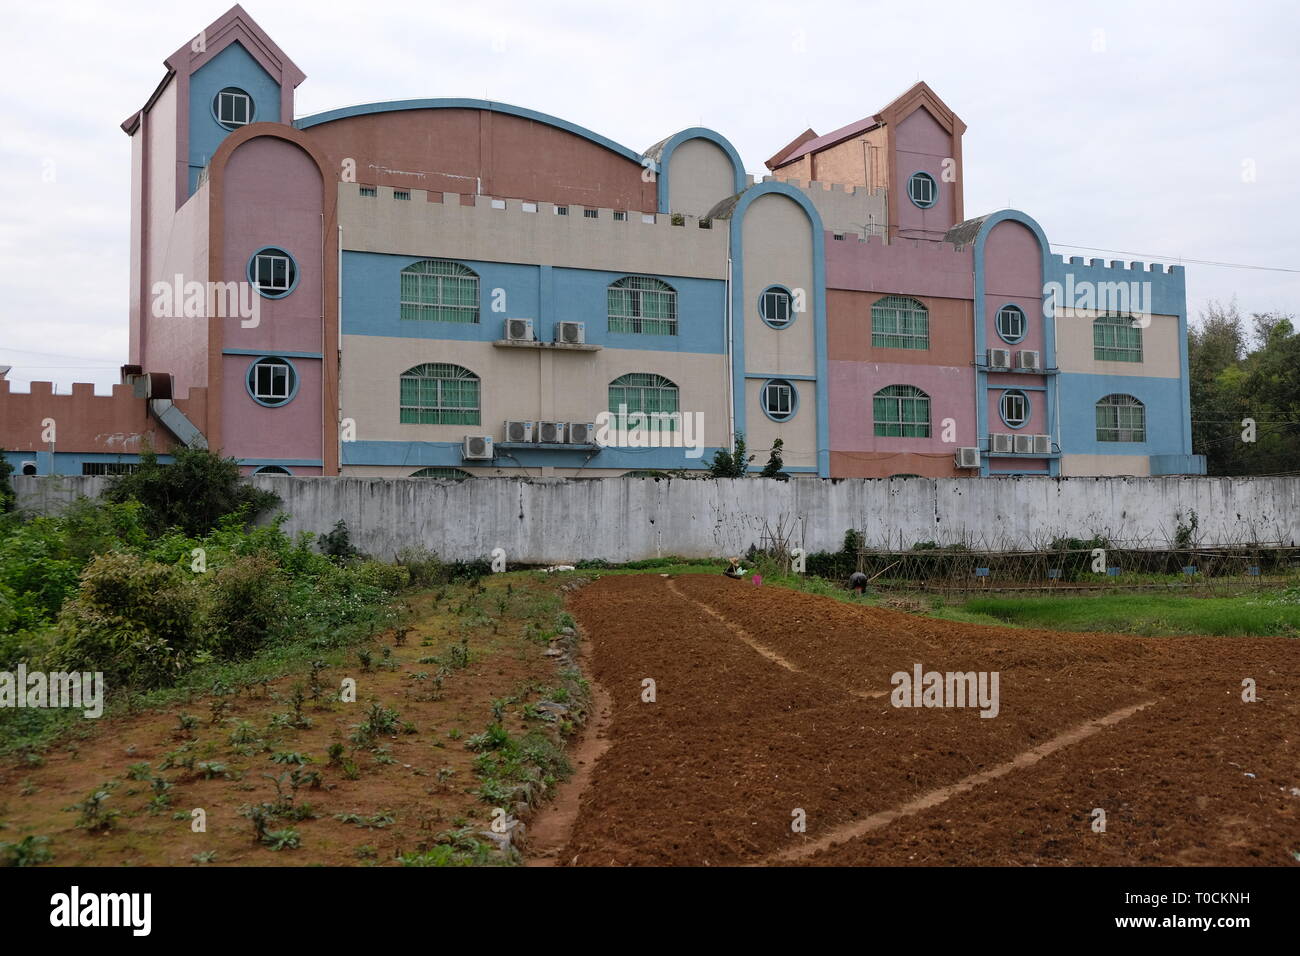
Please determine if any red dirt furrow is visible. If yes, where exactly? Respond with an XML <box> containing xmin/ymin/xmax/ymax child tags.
<box><xmin>561</xmin><ymin>573</ymin><xmax>1299</xmax><ymax>866</ymax></box>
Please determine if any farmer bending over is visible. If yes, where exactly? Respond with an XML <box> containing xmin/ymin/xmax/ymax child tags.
<box><xmin>724</xmin><ymin>556</ymin><xmax>747</xmax><ymax>579</ymax></box>
<box><xmin>848</xmin><ymin>571</ymin><xmax>870</xmax><ymax>595</ymax></box>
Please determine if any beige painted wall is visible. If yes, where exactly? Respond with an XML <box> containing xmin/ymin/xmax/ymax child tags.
<box><xmin>1060</xmin><ymin>453</ymin><xmax>1151</xmax><ymax>477</ymax></box>
<box><xmin>1055</xmin><ymin>309</ymin><xmax>1182</xmax><ymax>378</ymax></box>
<box><xmin>341</xmin><ymin>334</ymin><xmax>728</xmax><ymax>447</ymax></box>
<box><xmin>339</xmin><ymin>185</ymin><xmax>727</xmax><ymax>279</ymax></box>
<box><xmin>744</xmin><ymin>377</ymin><xmax>818</xmax><ymax>472</ymax></box>
<box><xmin>741</xmin><ymin>192</ymin><xmax>816</xmax><ymax>377</ymax></box>
<box><xmin>667</xmin><ymin>138</ymin><xmax>737</xmax><ymax>216</ymax></box>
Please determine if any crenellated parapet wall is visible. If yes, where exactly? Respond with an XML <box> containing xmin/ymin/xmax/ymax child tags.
<box><xmin>1046</xmin><ymin>254</ymin><xmax>1187</xmax><ymax>318</ymax></box>
<box><xmin>338</xmin><ymin>183</ymin><xmax>729</xmax><ymax>280</ymax></box>
<box><xmin>0</xmin><ymin>378</ymin><xmax>208</xmax><ymax>455</ymax></box>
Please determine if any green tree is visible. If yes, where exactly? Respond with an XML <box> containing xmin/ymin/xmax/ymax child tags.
<box><xmin>103</xmin><ymin>446</ymin><xmax>279</xmax><ymax>538</ymax></box>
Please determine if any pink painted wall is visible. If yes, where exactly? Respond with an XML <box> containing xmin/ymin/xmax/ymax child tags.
<box><xmin>983</xmin><ymin>220</ymin><xmax>1045</xmax><ymax>356</ymax></box>
<box><xmin>829</xmin><ymin>360</ymin><xmax>975</xmax><ymax>450</ymax></box>
<box><xmin>894</xmin><ymin>107</ymin><xmax>955</xmax><ymax>241</ymax></box>
<box><xmin>219</xmin><ymin>136</ymin><xmax>325</xmax><ymax>463</ymax></box>
<box><xmin>220</xmin><ymin>353</ymin><xmax>323</xmax><ymax>461</ymax></box>
<box><xmin>826</xmin><ymin>233</ymin><xmax>972</xmax><ymax>299</ymax></box>
<box><xmin>985</xmin><ymin>386</ymin><xmax>1048</xmax><ymax>434</ymax></box>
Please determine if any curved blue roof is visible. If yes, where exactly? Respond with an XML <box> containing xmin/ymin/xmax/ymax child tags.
<box><xmin>293</xmin><ymin>97</ymin><xmax>653</xmax><ymax>168</ymax></box>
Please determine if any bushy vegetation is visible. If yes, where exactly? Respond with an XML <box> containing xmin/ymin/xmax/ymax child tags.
<box><xmin>0</xmin><ymin>451</ymin><xmax>415</xmax><ymax>710</ymax></box>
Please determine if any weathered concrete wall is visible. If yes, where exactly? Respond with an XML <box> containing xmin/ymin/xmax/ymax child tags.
<box><xmin>13</xmin><ymin>475</ymin><xmax>1299</xmax><ymax>563</ymax></box>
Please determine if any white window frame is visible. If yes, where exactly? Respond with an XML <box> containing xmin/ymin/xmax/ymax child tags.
<box><xmin>1000</xmin><ymin>390</ymin><xmax>1029</xmax><ymax>428</ymax></box>
<box><xmin>763</xmin><ymin>380</ymin><xmax>795</xmax><ymax>420</ymax></box>
<box><xmin>253</xmin><ymin>252</ymin><xmax>292</xmax><ymax>292</ymax></box>
<box><xmin>217</xmin><ymin>89</ymin><xmax>252</xmax><ymax>128</ymax></box>
<box><xmin>251</xmin><ymin>359</ymin><xmax>292</xmax><ymax>403</ymax></box>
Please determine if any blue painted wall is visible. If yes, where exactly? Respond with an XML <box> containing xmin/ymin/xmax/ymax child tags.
<box><xmin>1057</xmin><ymin>372</ymin><xmax>1189</xmax><ymax>457</ymax></box>
<box><xmin>2</xmin><ymin>451</ymin><xmax>175</xmax><ymax>476</ymax></box>
<box><xmin>341</xmin><ymin>439</ymin><xmax>725</xmax><ymax>472</ymax></box>
<box><xmin>341</xmin><ymin>252</ymin><xmax>727</xmax><ymax>353</ymax></box>
<box><xmin>188</xmin><ymin>41</ymin><xmax>281</xmax><ymax>195</ymax></box>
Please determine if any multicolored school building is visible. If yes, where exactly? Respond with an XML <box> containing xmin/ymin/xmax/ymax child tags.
<box><xmin>1</xmin><ymin>4</ymin><xmax>1205</xmax><ymax>480</ymax></box>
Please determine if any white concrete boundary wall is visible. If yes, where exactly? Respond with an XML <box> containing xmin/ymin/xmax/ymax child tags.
<box><xmin>13</xmin><ymin>476</ymin><xmax>1300</xmax><ymax>564</ymax></box>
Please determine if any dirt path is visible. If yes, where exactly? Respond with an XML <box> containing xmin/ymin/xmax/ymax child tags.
<box><xmin>556</xmin><ymin>573</ymin><xmax>1300</xmax><ymax>866</ymax></box>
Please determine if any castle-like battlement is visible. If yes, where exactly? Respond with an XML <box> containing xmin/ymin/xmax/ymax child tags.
<box><xmin>338</xmin><ymin>183</ymin><xmax>730</xmax><ymax>280</ymax></box>
<box><xmin>0</xmin><ymin>378</ymin><xmax>207</xmax><ymax>455</ymax></box>
<box><xmin>1053</xmin><ymin>254</ymin><xmax>1185</xmax><ymax>276</ymax></box>
<box><xmin>761</xmin><ymin>174</ymin><xmax>885</xmax><ymax>198</ymax></box>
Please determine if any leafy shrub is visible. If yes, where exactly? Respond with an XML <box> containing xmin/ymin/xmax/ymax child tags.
<box><xmin>104</xmin><ymin>446</ymin><xmax>278</xmax><ymax>538</ymax></box>
<box><xmin>395</xmin><ymin>547</ymin><xmax>443</xmax><ymax>588</ymax></box>
<box><xmin>318</xmin><ymin>520</ymin><xmax>361</xmax><ymax>563</ymax></box>
<box><xmin>0</xmin><ymin>453</ymin><xmax>14</xmax><ymax>514</ymax></box>
<box><xmin>52</xmin><ymin>553</ymin><xmax>205</xmax><ymax>689</ymax></box>
<box><xmin>353</xmin><ymin>561</ymin><xmax>410</xmax><ymax>594</ymax></box>
<box><xmin>201</xmin><ymin>554</ymin><xmax>291</xmax><ymax>659</ymax></box>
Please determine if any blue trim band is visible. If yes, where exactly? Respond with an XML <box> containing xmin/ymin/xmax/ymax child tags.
<box><xmin>653</xmin><ymin>127</ymin><xmax>746</xmax><ymax>214</ymax></box>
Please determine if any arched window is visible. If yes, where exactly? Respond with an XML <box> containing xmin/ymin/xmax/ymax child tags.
<box><xmin>409</xmin><ymin>467</ymin><xmax>473</xmax><ymax>480</ymax></box>
<box><xmin>252</xmin><ymin>465</ymin><xmax>292</xmax><ymax>475</ymax></box>
<box><xmin>1093</xmin><ymin>314</ymin><xmax>1143</xmax><ymax>362</ymax></box>
<box><xmin>608</xmin><ymin>276</ymin><xmax>677</xmax><ymax>335</ymax></box>
<box><xmin>873</xmin><ymin>385</ymin><xmax>931</xmax><ymax>437</ymax></box>
<box><xmin>609</xmin><ymin>373</ymin><xmax>680</xmax><ymax>431</ymax></box>
<box><xmin>1096</xmin><ymin>394</ymin><xmax>1146</xmax><ymax>442</ymax></box>
<box><xmin>871</xmin><ymin>295</ymin><xmax>929</xmax><ymax>350</ymax></box>
<box><xmin>400</xmin><ymin>364</ymin><xmax>480</xmax><ymax>425</ymax></box>
<box><xmin>400</xmin><ymin>260</ymin><xmax>479</xmax><ymax>323</ymax></box>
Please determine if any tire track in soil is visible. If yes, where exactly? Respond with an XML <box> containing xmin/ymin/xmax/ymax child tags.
<box><xmin>762</xmin><ymin>699</ymin><xmax>1155</xmax><ymax>864</ymax></box>
<box><xmin>666</xmin><ymin>578</ymin><xmax>888</xmax><ymax>701</ymax></box>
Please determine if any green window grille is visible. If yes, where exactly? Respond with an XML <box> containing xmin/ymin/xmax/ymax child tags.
<box><xmin>871</xmin><ymin>295</ymin><xmax>929</xmax><ymax>350</ymax></box>
<box><xmin>409</xmin><ymin>467</ymin><xmax>473</xmax><ymax>480</ymax></box>
<box><xmin>1093</xmin><ymin>314</ymin><xmax>1143</xmax><ymax>362</ymax></box>
<box><xmin>608</xmin><ymin>372</ymin><xmax>680</xmax><ymax>431</ymax></box>
<box><xmin>873</xmin><ymin>384</ymin><xmax>931</xmax><ymax>437</ymax></box>
<box><xmin>608</xmin><ymin>276</ymin><xmax>678</xmax><ymax>335</ymax></box>
<box><xmin>1096</xmin><ymin>394</ymin><xmax>1146</xmax><ymax>442</ymax></box>
<box><xmin>400</xmin><ymin>363</ymin><xmax>480</xmax><ymax>425</ymax></box>
<box><xmin>400</xmin><ymin>260</ymin><xmax>480</xmax><ymax>323</ymax></box>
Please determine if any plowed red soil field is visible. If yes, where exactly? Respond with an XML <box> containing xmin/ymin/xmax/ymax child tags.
<box><xmin>555</xmin><ymin>574</ymin><xmax>1300</xmax><ymax>866</ymax></box>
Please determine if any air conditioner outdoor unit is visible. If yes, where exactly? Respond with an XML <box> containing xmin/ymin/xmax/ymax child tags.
<box><xmin>1015</xmin><ymin>349</ymin><xmax>1041</xmax><ymax>370</ymax></box>
<box><xmin>1013</xmin><ymin>434</ymin><xmax>1034</xmax><ymax>454</ymax></box>
<box><xmin>504</xmin><ymin>318</ymin><xmax>534</xmax><ymax>342</ymax></box>
<box><xmin>504</xmin><ymin>420</ymin><xmax>534</xmax><ymax>444</ymax></box>
<box><xmin>954</xmin><ymin>447</ymin><xmax>980</xmax><ymax>469</ymax></box>
<box><xmin>990</xmin><ymin>433</ymin><xmax>1014</xmax><ymax>454</ymax></box>
<box><xmin>1033</xmin><ymin>434</ymin><xmax>1052</xmax><ymax>455</ymax></box>
<box><xmin>19</xmin><ymin>460</ymin><xmax>37</xmax><ymax>476</ymax></box>
<box><xmin>568</xmin><ymin>422</ymin><xmax>596</xmax><ymax>445</ymax></box>
<box><xmin>555</xmin><ymin>321</ymin><xmax>585</xmax><ymax>345</ymax></box>
<box><xmin>987</xmin><ymin>348</ymin><xmax>1011</xmax><ymax>369</ymax></box>
<box><xmin>462</xmin><ymin>435</ymin><xmax>494</xmax><ymax>460</ymax></box>
<box><xmin>535</xmin><ymin>421</ymin><xmax>566</xmax><ymax>444</ymax></box>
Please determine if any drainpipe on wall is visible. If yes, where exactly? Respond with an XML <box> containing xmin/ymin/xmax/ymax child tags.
<box><xmin>725</xmin><ymin>250</ymin><xmax>735</xmax><ymax>454</ymax></box>
<box><xmin>332</xmin><ymin>225</ymin><xmax>338</xmax><ymax>478</ymax></box>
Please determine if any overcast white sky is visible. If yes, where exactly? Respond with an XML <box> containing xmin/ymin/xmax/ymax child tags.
<box><xmin>1</xmin><ymin>0</ymin><xmax>1297</xmax><ymax>392</ymax></box>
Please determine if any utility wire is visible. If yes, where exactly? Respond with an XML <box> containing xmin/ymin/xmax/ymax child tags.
<box><xmin>1052</xmin><ymin>243</ymin><xmax>1300</xmax><ymax>274</ymax></box>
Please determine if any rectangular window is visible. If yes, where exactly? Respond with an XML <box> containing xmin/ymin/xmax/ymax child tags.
<box><xmin>399</xmin><ymin>376</ymin><xmax>481</xmax><ymax>425</ymax></box>
<box><xmin>613</xmin><ymin>211</ymin><xmax>627</xmax><ymax>221</ymax></box>
<box><xmin>81</xmin><ymin>462</ymin><xmax>141</xmax><ymax>476</ymax></box>
<box><xmin>393</xmin><ymin>190</ymin><xmax>411</xmax><ymax>201</ymax></box>
<box><xmin>1096</xmin><ymin>404</ymin><xmax>1146</xmax><ymax>442</ymax></box>
<box><xmin>554</xmin><ymin>206</ymin><xmax>568</xmax><ymax>215</ymax></box>
<box><xmin>584</xmin><ymin>208</ymin><xmax>599</xmax><ymax>218</ymax></box>
<box><xmin>254</xmin><ymin>254</ymin><xmax>291</xmax><ymax>292</ymax></box>
<box><xmin>873</xmin><ymin>394</ymin><xmax>931</xmax><ymax>437</ymax></box>
<box><xmin>872</xmin><ymin>298</ymin><xmax>929</xmax><ymax>350</ymax></box>
<box><xmin>1094</xmin><ymin>316</ymin><xmax>1143</xmax><ymax>362</ymax></box>
<box><xmin>764</xmin><ymin>382</ymin><xmax>793</xmax><ymax>416</ymax></box>
<box><xmin>359</xmin><ymin>186</ymin><xmax>377</xmax><ymax>197</ymax></box>
<box><xmin>254</xmin><ymin>363</ymin><xmax>289</xmax><ymax>399</ymax></box>
<box><xmin>608</xmin><ymin>282</ymin><xmax>678</xmax><ymax>335</ymax></box>
<box><xmin>217</xmin><ymin>91</ymin><xmax>251</xmax><ymax>126</ymax></box>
